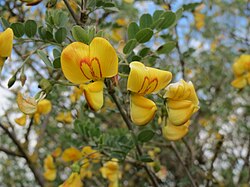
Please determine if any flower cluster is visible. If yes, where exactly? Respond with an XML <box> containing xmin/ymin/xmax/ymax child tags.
<box><xmin>163</xmin><ymin>80</ymin><xmax>199</xmax><ymax>140</ymax></box>
<box><xmin>60</xmin><ymin>37</ymin><xmax>200</xmax><ymax>141</ymax></box>
<box><xmin>100</xmin><ymin>158</ymin><xmax>121</xmax><ymax>187</ymax></box>
<box><xmin>231</xmin><ymin>54</ymin><xmax>250</xmax><ymax>89</ymax></box>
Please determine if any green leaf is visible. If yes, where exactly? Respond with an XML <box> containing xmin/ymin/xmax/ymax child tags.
<box><xmin>0</xmin><ymin>17</ymin><xmax>10</xmax><ymax>29</ymax></box>
<box><xmin>71</xmin><ymin>25</ymin><xmax>89</xmax><ymax>44</ymax></box>
<box><xmin>53</xmin><ymin>57</ymin><xmax>61</xmax><ymax>68</ymax></box>
<box><xmin>135</xmin><ymin>28</ymin><xmax>153</xmax><ymax>43</ymax></box>
<box><xmin>183</xmin><ymin>2</ymin><xmax>201</xmax><ymax>11</ymax></box>
<box><xmin>157</xmin><ymin>41</ymin><xmax>176</xmax><ymax>54</ymax></box>
<box><xmin>175</xmin><ymin>7</ymin><xmax>183</xmax><ymax>21</ymax></box>
<box><xmin>24</xmin><ymin>20</ymin><xmax>37</xmax><ymax>37</ymax></box>
<box><xmin>53</xmin><ymin>48</ymin><xmax>61</xmax><ymax>59</ymax></box>
<box><xmin>139</xmin><ymin>13</ymin><xmax>153</xmax><ymax>29</ymax></box>
<box><xmin>10</xmin><ymin>23</ymin><xmax>24</xmax><ymax>38</ymax></box>
<box><xmin>137</xmin><ymin>129</ymin><xmax>155</xmax><ymax>143</ymax></box>
<box><xmin>38</xmin><ymin>26</ymin><xmax>46</xmax><ymax>40</ymax></box>
<box><xmin>45</xmin><ymin>30</ymin><xmax>54</xmax><ymax>41</ymax></box>
<box><xmin>139</xmin><ymin>155</ymin><xmax>154</xmax><ymax>162</ymax></box>
<box><xmin>37</xmin><ymin>50</ymin><xmax>53</xmax><ymax>68</ymax></box>
<box><xmin>128</xmin><ymin>22</ymin><xmax>139</xmax><ymax>40</ymax></box>
<box><xmin>138</xmin><ymin>47</ymin><xmax>150</xmax><ymax>57</ymax></box>
<box><xmin>158</xmin><ymin>11</ymin><xmax>176</xmax><ymax>29</ymax></box>
<box><xmin>123</xmin><ymin>39</ymin><xmax>137</xmax><ymax>54</ymax></box>
<box><xmin>55</xmin><ymin>27</ymin><xmax>67</xmax><ymax>43</ymax></box>
<box><xmin>54</xmin><ymin>11</ymin><xmax>69</xmax><ymax>27</ymax></box>
<box><xmin>153</xmin><ymin>10</ymin><xmax>164</xmax><ymax>21</ymax></box>
<box><xmin>74</xmin><ymin>119</ymin><xmax>84</xmax><ymax>135</ymax></box>
<box><xmin>88</xmin><ymin>27</ymin><xmax>96</xmax><ymax>43</ymax></box>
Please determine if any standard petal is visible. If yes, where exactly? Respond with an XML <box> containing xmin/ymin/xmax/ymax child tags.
<box><xmin>127</xmin><ymin>61</ymin><xmax>172</xmax><ymax>95</ymax></box>
<box><xmin>16</xmin><ymin>92</ymin><xmax>37</xmax><ymax>115</ymax></box>
<box><xmin>162</xmin><ymin>120</ymin><xmax>190</xmax><ymax>141</ymax></box>
<box><xmin>167</xmin><ymin>100</ymin><xmax>196</xmax><ymax>125</ymax></box>
<box><xmin>0</xmin><ymin>28</ymin><xmax>13</xmax><ymax>57</ymax></box>
<box><xmin>231</xmin><ymin>76</ymin><xmax>247</xmax><ymax>89</ymax></box>
<box><xmin>89</xmin><ymin>37</ymin><xmax>118</xmax><ymax>78</ymax></box>
<box><xmin>61</xmin><ymin>42</ymin><xmax>90</xmax><ymax>84</ymax></box>
<box><xmin>82</xmin><ymin>80</ymin><xmax>104</xmax><ymax>111</ymax></box>
<box><xmin>130</xmin><ymin>94</ymin><xmax>157</xmax><ymax>125</ymax></box>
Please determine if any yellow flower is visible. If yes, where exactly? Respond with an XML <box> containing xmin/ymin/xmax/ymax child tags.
<box><xmin>231</xmin><ymin>54</ymin><xmax>250</xmax><ymax>89</ymax></box>
<box><xmin>15</xmin><ymin>114</ymin><xmax>27</xmax><ymax>126</ymax></box>
<box><xmin>52</xmin><ymin>147</ymin><xmax>62</xmax><ymax>158</ymax></box>
<box><xmin>194</xmin><ymin>12</ymin><xmax>205</xmax><ymax>30</ymax></box>
<box><xmin>62</xmin><ymin>147</ymin><xmax>82</xmax><ymax>162</ymax></box>
<box><xmin>16</xmin><ymin>92</ymin><xmax>37</xmax><ymax>115</ymax></box>
<box><xmin>80</xmin><ymin>158</ymin><xmax>92</xmax><ymax>179</ymax></box>
<box><xmin>34</xmin><ymin>99</ymin><xmax>52</xmax><ymax>124</ymax></box>
<box><xmin>127</xmin><ymin>61</ymin><xmax>172</xmax><ymax>125</ymax></box>
<box><xmin>61</xmin><ymin>37</ymin><xmax>118</xmax><ymax>111</ymax></box>
<box><xmin>43</xmin><ymin>155</ymin><xmax>56</xmax><ymax>181</ymax></box>
<box><xmin>70</xmin><ymin>86</ymin><xmax>83</xmax><ymax>103</ymax></box>
<box><xmin>59</xmin><ymin>172</ymin><xmax>83</xmax><ymax>187</ymax></box>
<box><xmin>100</xmin><ymin>158</ymin><xmax>121</xmax><ymax>187</ymax></box>
<box><xmin>162</xmin><ymin>119</ymin><xmax>190</xmax><ymax>141</ymax></box>
<box><xmin>56</xmin><ymin>112</ymin><xmax>73</xmax><ymax>124</ymax></box>
<box><xmin>81</xmin><ymin>146</ymin><xmax>100</xmax><ymax>163</ymax></box>
<box><xmin>37</xmin><ymin>99</ymin><xmax>52</xmax><ymax>114</ymax></box>
<box><xmin>0</xmin><ymin>28</ymin><xmax>13</xmax><ymax>75</ymax></box>
<box><xmin>164</xmin><ymin>79</ymin><xmax>199</xmax><ymax>126</ymax></box>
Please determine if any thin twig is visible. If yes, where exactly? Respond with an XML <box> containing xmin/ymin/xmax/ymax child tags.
<box><xmin>205</xmin><ymin>136</ymin><xmax>224</xmax><ymax>187</ymax></box>
<box><xmin>0</xmin><ymin>123</ymin><xmax>44</xmax><ymax>187</ymax></box>
<box><xmin>0</xmin><ymin>146</ymin><xmax>24</xmax><ymax>157</ymax></box>
<box><xmin>170</xmin><ymin>142</ymin><xmax>197</xmax><ymax>187</ymax></box>
<box><xmin>25</xmin><ymin>117</ymin><xmax>33</xmax><ymax>142</ymax></box>
<box><xmin>62</xmin><ymin>0</ymin><xmax>81</xmax><ymax>25</ymax></box>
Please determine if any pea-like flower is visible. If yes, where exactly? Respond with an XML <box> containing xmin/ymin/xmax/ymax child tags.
<box><xmin>59</xmin><ymin>172</ymin><xmax>83</xmax><ymax>187</ymax></box>
<box><xmin>0</xmin><ymin>28</ymin><xmax>13</xmax><ymax>76</ymax></box>
<box><xmin>100</xmin><ymin>158</ymin><xmax>121</xmax><ymax>187</ymax></box>
<box><xmin>163</xmin><ymin>80</ymin><xmax>199</xmax><ymax>140</ymax></box>
<box><xmin>61</xmin><ymin>37</ymin><xmax>118</xmax><ymax>111</ymax></box>
<box><xmin>43</xmin><ymin>154</ymin><xmax>56</xmax><ymax>181</ymax></box>
<box><xmin>231</xmin><ymin>54</ymin><xmax>250</xmax><ymax>89</ymax></box>
<box><xmin>127</xmin><ymin>61</ymin><xmax>172</xmax><ymax>125</ymax></box>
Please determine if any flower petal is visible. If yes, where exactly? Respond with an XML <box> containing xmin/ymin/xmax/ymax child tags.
<box><xmin>37</xmin><ymin>99</ymin><xmax>52</xmax><ymax>114</ymax></box>
<box><xmin>167</xmin><ymin>100</ymin><xmax>197</xmax><ymax>125</ymax></box>
<box><xmin>59</xmin><ymin>172</ymin><xmax>83</xmax><ymax>187</ymax></box>
<box><xmin>162</xmin><ymin>120</ymin><xmax>190</xmax><ymax>141</ymax></box>
<box><xmin>62</xmin><ymin>147</ymin><xmax>82</xmax><ymax>162</ymax></box>
<box><xmin>16</xmin><ymin>92</ymin><xmax>37</xmax><ymax>115</ymax></box>
<box><xmin>127</xmin><ymin>61</ymin><xmax>172</xmax><ymax>95</ymax></box>
<box><xmin>82</xmin><ymin>80</ymin><xmax>104</xmax><ymax>111</ymax></box>
<box><xmin>15</xmin><ymin>114</ymin><xmax>27</xmax><ymax>126</ymax></box>
<box><xmin>43</xmin><ymin>169</ymin><xmax>56</xmax><ymax>181</ymax></box>
<box><xmin>61</xmin><ymin>42</ymin><xmax>90</xmax><ymax>84</ymax></box>
<box><xmin>89</xmin><ymin>37</ymin><xmax>118</xmax><ymax>78</ymax></box>
<box><xmin>130</xmin><ymin>94</ymin><xmax>157</xmax><ymax>125</ymax></box>
<box><xmin>231</xmin><ymin>76</ymin><xmax>247</xmax><ymax>89</ymax></box>
<box><xmin>0</xmin><ymin>28</ymin><xmax>13</xmax><ymax>57</ymax></box>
